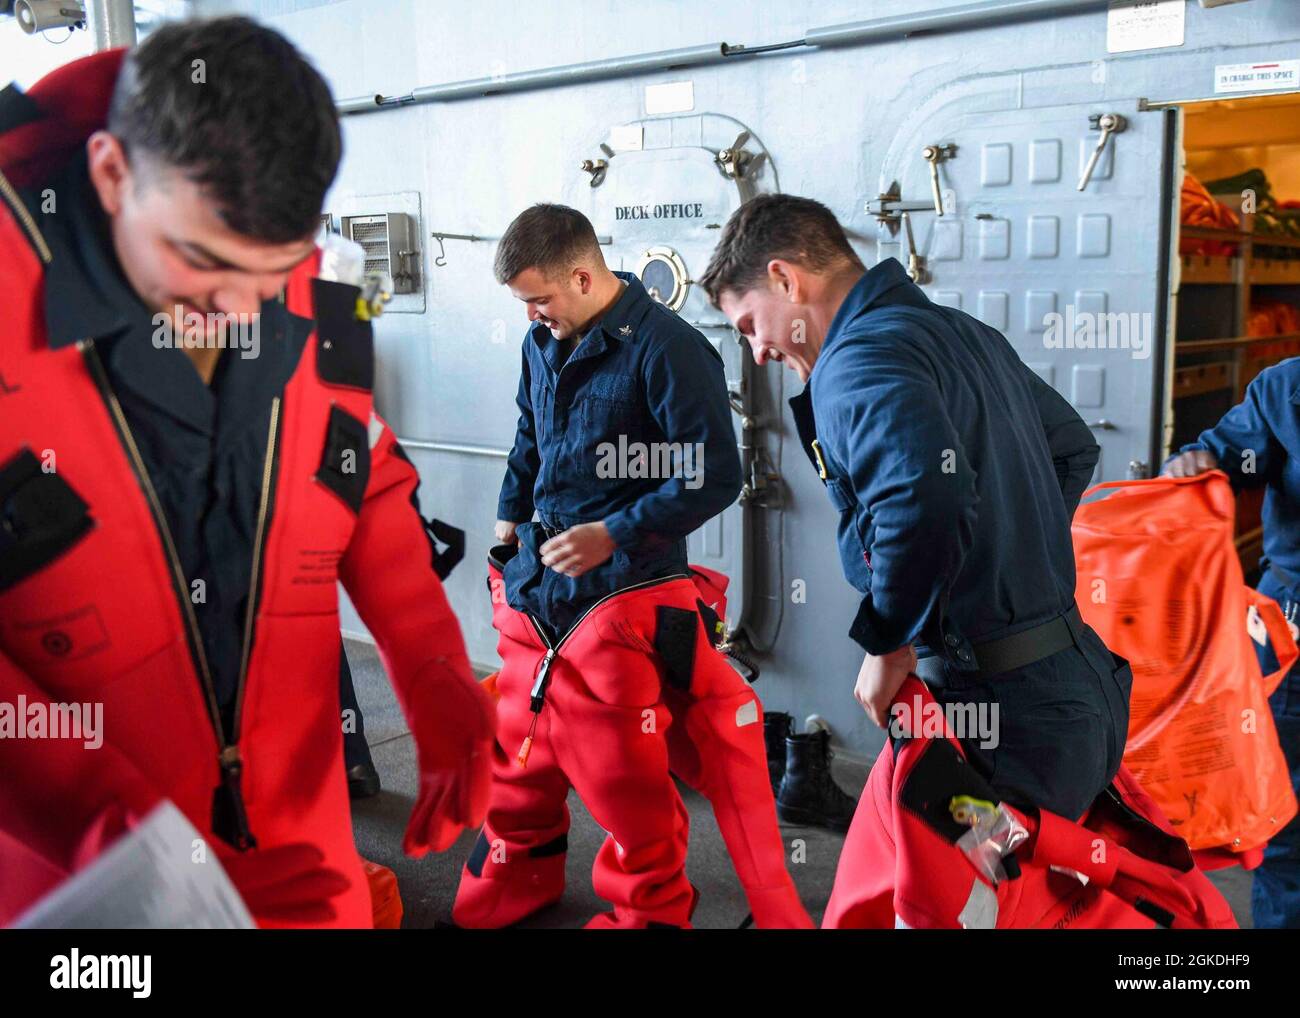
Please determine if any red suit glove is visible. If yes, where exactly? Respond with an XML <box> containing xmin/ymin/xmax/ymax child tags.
<box><xmin>400</xmin><ymin>657</ymin><xmax>496</xmax><ymax>857</ymax></box>
<box><xmin>219</xmin><ymin>842</ymin><xmax>353</xmax><ymax>926</ymax></box>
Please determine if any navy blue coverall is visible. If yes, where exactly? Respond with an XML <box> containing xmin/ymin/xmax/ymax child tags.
<box><xmin>497</xmin><ymin>272</ymin><xmax>743</xmax><ymax>635</ymax></box>
<box><xmin>1179</xmin><ymin>358</ymin><xmax>1300</xmax><ymax>928</ymax></box>
<box><xmin>791</xmin><ymin>257</ymin><xmax>1132</xmax><ymax>821</ymax></box>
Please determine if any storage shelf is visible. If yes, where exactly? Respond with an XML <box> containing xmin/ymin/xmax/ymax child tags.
<box><xmin>1180</xmin><ymin>254</ymin><xmax>1236</xmax><ymax>284</ymax></box>
<box><xmin>1173</xmin><ymin>361</ymin><xmax>1233</xmax><ymax>398</ymax></box>
<box><xmin>1177</xmin><ymin>331</ymin><xmax>1300</xmax><ymax>352</ymax></box>
<box><xmin>1182</xmin><ymin>223</ymin><xmax>1300</xmax><ymax>250</ymax></box>
<box><xmin>1251</xmin><ymin>259</ymin><xmax>1300</xmax><ymax>285</ymax></box>
<box><xmin>1181</xmin><ymin>225</ymin><xmax>1249</xmax><ymax>244</ymax></box>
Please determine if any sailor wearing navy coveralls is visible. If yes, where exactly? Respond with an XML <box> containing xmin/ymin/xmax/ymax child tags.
<box><xmin>493</xmin><ymin>246</ymin><xmax>741</xmax><ymax>636</ymax></box>
<box><xmin>1166</xmin><ymin>364</ymin><xmax>1300</xmax><ymax>928</ymax></box>
<box><xmin>452</xmin><ymin>203</ymin><xmax>803</xmax><ymax>929</ymax></box>
<box><xmin>704</xmin><ymin>194</ymin><xmax>1133</xmax><ymax>822</ymax></box>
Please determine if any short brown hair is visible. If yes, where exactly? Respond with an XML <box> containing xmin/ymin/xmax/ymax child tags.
<box><xmin>494</xmin><ymin>203</ymin><xmax>604</xmax><ymax>284</ymax></box>
<box><xmin>699</xmin><ymin>194</ymin><xmax>862</xmax><ymax>307</ymax></box>
<box><xmin>109</xmin><ymin>16</ymin><xmax>340</xmax><ymax>244</ymax></box>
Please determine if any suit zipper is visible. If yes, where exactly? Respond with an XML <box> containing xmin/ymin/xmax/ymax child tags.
<box><xmin>232</xmin><ymin>397</ymin><xmax>281</xmax><ymax>738</ymax></box>
<box><xmin>514</xmin><ymin>570</ymin><xmax>689</xmax><ymax>766</ymax></box>
<box><xmin>81</xmin><ymin>340</ymin><xmax>276</xmax><ymax>851</ymax></box>
<box><xmin>0</xmin><ymin>167</ymin><xmax>53</xmax><ymax>264</ymax></box>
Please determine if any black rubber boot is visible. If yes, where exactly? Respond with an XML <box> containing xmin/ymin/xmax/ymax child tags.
<box><xmin>763</xmin><ymin>712</ymin><xmax>794</xmax><ymax>794</ymax></box>
<box><xmin>776</xmin><ymin>729</ymin><xmax>858</xmax><ymax>832</ymax></box>
<box><xmin>341</xmin><ymin>644</ymin><xmax>381</xmax><ymax>800</ymax></box>
<box><xmin>346</xmin><ymin>755</ymin><xmax>382</xmax><ymax>800</ymax></box>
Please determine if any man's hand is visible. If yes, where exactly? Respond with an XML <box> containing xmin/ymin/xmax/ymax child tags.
<box><xmin>854</xmin><ymin>645</ymin><xmax>918</xmax><ymax>728</ymax></box>
<box><xmin>1163</xmin><ymin>449</ymin><xmax>1218</xmax><ymax>478</ymax></box>
<box><xmin>494</xmin><ymin>520</ymin><xmax>520</xmax><ymax>544</ymax></box>
<box><xmin>540</xmin><ymin>522</ymin><xmax>617</xmax><ymax>578</ymax></box>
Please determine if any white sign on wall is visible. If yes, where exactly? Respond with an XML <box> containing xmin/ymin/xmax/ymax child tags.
<box><xmin>1107</xmin><ymin>0</ymin><xmax>1186</xmax><ymax>54</ymax></box>
<box><xmin>1215</xmin><ymin>60</ymin><xmax>1300</xmax><ymax>94</ymax></box>
<box><xmin>644</xmin><ymin>81</ymin><xmax>694</xmax><ymax>116</ymax></box>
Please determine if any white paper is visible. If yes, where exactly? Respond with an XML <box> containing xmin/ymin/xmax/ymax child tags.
<box><xmin>13</xmin><ymin>802</ymin><xmax>255</xmax><ymax>929</ymax></box>
<box><xmin>608</xmin><ymin>123</ymin><xmax>644</xmax><ymax>152</ymax></box>
<box><xmin>1107</xmin><ymin>1</ymin><xmax>1186</xmax><ymax>54</ymax></box>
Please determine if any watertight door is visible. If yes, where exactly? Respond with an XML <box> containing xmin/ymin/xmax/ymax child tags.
<box><xmin>875</xmin><ymin>90</ymin><xmax>1172</xmax><ymax>481</ymax></box>
<box><xmin>575</xmin><ymin>114</ymin><xmax>780</xmax><ymax>635</ymax></box>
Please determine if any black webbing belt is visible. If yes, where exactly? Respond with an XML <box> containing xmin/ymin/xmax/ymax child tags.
<box><xmin>915</xmin><ymin>604</ymin><xmax>1082</xmax><ymax>684</ymax></box>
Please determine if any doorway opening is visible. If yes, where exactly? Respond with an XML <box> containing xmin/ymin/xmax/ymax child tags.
<box><xmin>1164</xmin><ymin>91</ymin><xmax>1300</xmax><ymax>572</ymax></box>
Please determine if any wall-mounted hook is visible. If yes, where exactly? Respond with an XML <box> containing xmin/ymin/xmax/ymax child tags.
<box><xmin>427</xmin><ymin>231</ymin><xmax>488</xmax><ymax>267</ymax></box>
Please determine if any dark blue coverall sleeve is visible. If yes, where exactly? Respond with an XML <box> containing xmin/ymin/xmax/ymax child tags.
<box><xmin>822</xmin><ymin>336</ymin><xmax>979</xmax><ymax>655</ymax></box>
<box><xmin>497</xmin><ymin>344</ymin><xmax>540</xmax><ymax>523</ymax></box>
<box><xmin>1178</xmin><ymin>371</ymin><xmax>1284</xmax><ymax>491</ymax></box>
<box><xmin>1021</xmin><ymin>362</ymin><xmax>1101</xmax><ymax>517</ymax></box>
<box><xmin>602</xmin><ymin>334</ymin><xmax>743</xmax><ymax>549</ymax></box>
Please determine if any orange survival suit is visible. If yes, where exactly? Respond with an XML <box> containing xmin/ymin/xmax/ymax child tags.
<box><xmin>0</xmin><ymin>50</ymin><xmax>494</xmax><ymax>927</ymax></box>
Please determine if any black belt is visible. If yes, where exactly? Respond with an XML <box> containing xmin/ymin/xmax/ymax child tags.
<box><xmin>537</xmin><ymin>517</ymin><xmax>591</xmax><ymax>541</ymax></box>
<box><xmin>915</xmin><ymin>604</ymin><xmax>1082</xmax><ymax>685</ymax></box>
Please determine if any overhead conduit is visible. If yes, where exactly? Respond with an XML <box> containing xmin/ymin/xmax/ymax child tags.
<box><xmin>337</xmin><ymin>0</ymin><xmax>1110</xmax><ymax>115</ymax></box>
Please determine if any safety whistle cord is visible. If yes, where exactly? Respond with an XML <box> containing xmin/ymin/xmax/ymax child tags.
<box><xmin>513</xmin><ymin>573</ymin><xmax>690</xmax><ymax>767</ymax></box>
<box><xmin>517</xmin><ymin>648</ymin><xmax>556</xmax><ymax>767</ymax></box>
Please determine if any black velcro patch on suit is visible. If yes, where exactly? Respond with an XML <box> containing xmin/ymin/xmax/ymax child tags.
<box><xmin>696</xmin><ymin>598</ymin><xmax>724</xmax><ymax>647</ymax></box>
<box><xmin>1133</xmin><ymin>899</ymin><xmax>1176</xmax><ymax>929</ymax></box>
<box><xmin>315</xmin><ymin>405</ymin><xmax>371</xmax><ymax>514</ymax></box>
<box><xmin>466</xmin><ymin>831</ymin><xmax>491</xmax><ymax>878</ymax></box>
<box><xmin>389</xmin><ymin>439</ymin><xmax>465</xmax><ymax>579</ymax></box>
<box><xmin>529</xmin><ymin>833</ymin><xmax>568</xmax><ymax>859</ymax></box>
<box><xmin>0</xmin><ymin>448</ymin><xmax>94</xmax><ymax>592</ymax></box>
<box><xmin>897</xmin><ymin>735</ymin><xmax>1001</xmax><ymax>845</ymax></box>
<box><xmin>1093</xmin><ymin>783</ymin><xmax>1195</xmax><ymax>873</ymax></box>
<box><xmin>311</xmin><ymin>277</ymin><xmax>374</xmax><ymax>391</ymax></box>
<box><xmin>654</xmin><ymin>605</ymin><xmax>699</xmax><ymax>693</ymax></box>
<box><xmin>427</xmin><ymin>517</ymin><xmax>465</xmax><ymax>580</ymax></box>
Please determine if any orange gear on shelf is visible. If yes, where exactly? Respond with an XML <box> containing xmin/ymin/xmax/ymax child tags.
<box><xmin>1180</xmin><ymin>173</ymin><xmax>1241</xmax><ymax>256</ymax></box>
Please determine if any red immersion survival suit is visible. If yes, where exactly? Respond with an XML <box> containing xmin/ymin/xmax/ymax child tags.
<box><xmin>823</xmin><ymin>677</ymin><xmax>1236</xmax><ymax>929</ymax></box>
<box><xmin>452</xmin><ymin>551</ymin><xmax>812</xmax><ymax>928</ymax></box>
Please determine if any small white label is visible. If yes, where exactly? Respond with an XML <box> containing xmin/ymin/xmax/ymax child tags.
<box><xmin>1107</xmin><ymin>0</ymin><xmax>1185</xmax><ymax>54</ymax></box>
<box><xmin>1215</xmin><ymin>59</ymin><xmax>1300</xmax><ymax>94</ymax></box>
<box><xmin>608</xmin><ymin>123</ymin><xmax>644</xmax><ymax>151</ymax></box>
<box><xmin>644</xmin><ymin>80</ymin><xmax>694</xmax><ymax>116</ymax></box>
<box><xmin>1248</xmin><ymin>604</ymin><xmax>1268</xmax><ymax>646</ymax></box>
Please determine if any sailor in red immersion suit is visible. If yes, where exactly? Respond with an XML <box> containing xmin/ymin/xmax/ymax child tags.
<box><xmin>0</xmin><ymin>21</ymin><xmax>495</xmax><ymax>928</ymax></box>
